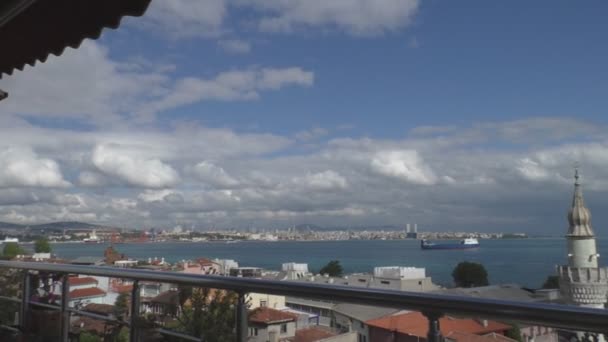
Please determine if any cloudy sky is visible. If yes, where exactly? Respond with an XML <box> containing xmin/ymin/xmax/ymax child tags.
<box><xmin>1</xmin><ymin>0</ymin><xmax>608</xmax><ymax>234</ymax></box>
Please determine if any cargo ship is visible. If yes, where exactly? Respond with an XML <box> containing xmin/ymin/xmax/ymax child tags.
<box><xmin>420</xmin><ymin>238</ymin><xmax>479</xmax><ymax>250</ymax></box>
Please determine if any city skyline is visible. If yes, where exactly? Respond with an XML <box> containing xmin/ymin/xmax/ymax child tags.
<box><xmin>1</xmin><ymin>1</ymin><xmax>608</xmax><ymax>233</ymax></box>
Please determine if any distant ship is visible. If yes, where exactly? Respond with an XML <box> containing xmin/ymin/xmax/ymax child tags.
<box><xmin>421</xmin><ymin>238</ymin><xmax>479</xmax><ymax>250</ymax></box>
<box><xmin>83</xmin><ymin>230</ymin><xmax>101</xmax><ymax>244</ymax></box>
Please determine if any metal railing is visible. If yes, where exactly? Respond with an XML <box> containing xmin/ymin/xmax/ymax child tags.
<box><xmin>0</xmin><ymin>260</ymin><xmax>607</xmax><ymax>342</ymax></box>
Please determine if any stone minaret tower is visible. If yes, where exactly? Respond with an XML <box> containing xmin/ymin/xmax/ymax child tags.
<box><xmin>557</xmin><ymin>169</ymin><xmax>608</xmax><ymax>309</ymax></box>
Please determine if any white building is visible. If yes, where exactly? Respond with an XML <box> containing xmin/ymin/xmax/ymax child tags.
<box><xmin>248</xmin><ymin>307</ymin><xmax>297</xmax><ymax>342</ymax></box>
<box><xmin>213</xmin><ymin>258</ymin><xmax>239</xmax><ymax>275</ymax></box>
<box><xmin>282</xmin><ymin>262</ymin><xmax>310</xmax><ymax>280</ymax></box>
<box><xmin>557</xmin><ymin>170</ymin><xmax>608</xmax><ymax>309</ymax></box>
<box><xmin>556</xmin><ymin>170</ymin><xmax>608</xmax><ymax>342</ymax></box>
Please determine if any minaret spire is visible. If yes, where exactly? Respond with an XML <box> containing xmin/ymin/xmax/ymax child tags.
<box><xmin>557</xmin><ymin>166</ymin><xmax>607</xmax><ymax>316</ymax></box>
<box><xmin>567</xmin><ymin>167</ymin><xmax>594</xmax><ymax>237</ymax></box>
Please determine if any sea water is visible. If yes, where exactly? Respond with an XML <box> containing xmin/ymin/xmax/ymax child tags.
<box><xmin>50</xmin><ymin>238</ymin><xmax>608</xmax><ymax>288</ymax></box>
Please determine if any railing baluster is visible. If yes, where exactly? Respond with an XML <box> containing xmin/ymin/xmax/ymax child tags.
<box><xmin>424</xmin><ymin>311</ymin><xmax>444</xmax><ymax>342</ymax></box>
<box><xmin>236</xmin><ymin>291</ymin><xmax>248</xmax><ymax>342</ymax></box>
<box><xmin>19</xmin><ymin>271</ymin><xmax>31</xmax><ymax>335</ymax></box>
<box><xmin>61</xmin><ymin>273</ymin><xmax>70</xmax><ymax>342</ymax></box>
<box><xmin>130</xmin><ymin>280</ymin><xmax>140</xmax><ymax>342</ymax></box>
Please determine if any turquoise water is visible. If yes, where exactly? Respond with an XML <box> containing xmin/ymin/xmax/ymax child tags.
<box><xmin>50</xmin><ymin>238</ymin><xmax>608</xmax><ymax>288</ymax></box>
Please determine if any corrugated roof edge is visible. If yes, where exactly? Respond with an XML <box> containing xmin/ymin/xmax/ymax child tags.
<box><xmin>0</xmin><ymin>0</ymin><xmax>151</xmax><ymax>79</ymax></box>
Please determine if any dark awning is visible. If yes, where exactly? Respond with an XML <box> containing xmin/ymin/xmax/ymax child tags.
<box><xmin>0</xmin><ymin>0</ymin><xmax>151</xmax><ymax>79</ymax></box>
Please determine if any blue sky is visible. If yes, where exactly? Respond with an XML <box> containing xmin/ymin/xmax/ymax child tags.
<box><xmin>1</xmin><ymin>0</ymin><xmax>608</xmax><ymax>233</ymax></box>
<box><xmin>99</xmin><ymin>0</ymin><xmax>608</xmax><ymax>137</ymax></box>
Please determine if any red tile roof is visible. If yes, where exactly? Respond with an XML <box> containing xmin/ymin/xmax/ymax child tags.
<box><xmin>249</xmin><ymin>307</ymin><xmax>297</xmax><ymax>325</ymax></box>
<box><xmin>113</xmin><ymin>284</ymin><xmax>133</xmax><ymax>294</ymax></box>
<box><xmin>69</xmin><ymin>287</ymin><xmax>106</xmax><ymax>299</ymax></box>
<box><xmin>295</xmin><ymin>327</ymin><xmax>337</xmax><ymax>342</ymax></box>
<box><xmin>446</xmin><ymin>332</ymin><xmax>518</xmax><ymax>342</ymax></box>
<box><xmin>366</xmin><ymin>312</ymin><xmax>511</xmax><ymax>338</ymax></box>
<box><xmin>83</xmin><ymin>303</ymin><xmax>115</xmax><ymax>315</ymax></box>
<box><xmin>196</xmin><ymin>258</ymin><xmax>217</xmax><ymax>266</ymax></box>
<box><xmin>69</xmin><ymin>276</ymin><xmax>98</xmax><ymax>286</ymax></box>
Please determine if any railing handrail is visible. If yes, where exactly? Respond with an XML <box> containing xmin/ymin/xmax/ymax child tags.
<box><xmin>1</xmin><ymin>260</ymin><xmax>607</xmax><ymax>334</ymax></box>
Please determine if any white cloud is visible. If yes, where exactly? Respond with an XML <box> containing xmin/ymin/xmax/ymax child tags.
<box><xmin>142</xmin><ymin>0</ymin><xmax>227</xmax><ymax>38</ymax></box>
<box><xmin>138</xmin><ymin>189</ymin><xmax>182</xmax><ymax>202</ymax></box>
<box><xmin>294</xmin><ymin>170</ymin><xmax>348</xmax><ymax>191</ymax></box>
<box><xmin>218</xmin><ymin>39</ymin><xmax>252</xmax><ymax>54</ymax></box>
<box><xmin>1</xmin><ymin>41</ymin><xmax>314</xmax><ymax>124</ymax></box>
<box><xmin>0</xmin><ymin>116</ymin><xmax>606</xmax><ymax>231</ymax></box>
<box><xmin>1</xmin><ymin>41</ymin><xmax>169</xmax><ymax>125</ymax></box>
<box><xmin>137</xmin><ymin>67</ymin><xmax>314</xmax><ymax>119</ymax></box>
<box><xmin>516</xmin><ymin>158</ymin><xmax>551</xmax><ymax>181</ymax></box>
<box><xmin>78</xmin><ymin>171</ymin><xmax>108</xmax><ymax>187</ymax></box>
<box><xmin>91</xmin><ymin>144</ymin><xmax>179</xmax><ymax>188</ymax></box>
<box><xmin>370</xmin><ymin>150</ymin><xmax>437</xmax><ymax>185</ymax></box>
<box><xmin>243</xmin><ymin>0</ymin><xmax>419</xmax><ymax>36</ymax></box>
<box><xmin>192</xmin><ymin>161</ymin><xmax>240</xmax><ymax>188</ymax></box>
<box><xmin>295</xmin><ymin>127</ymin><xmax>329</xmax><ymax>141</ymax></box>
<box><xmin>258</xmin><ymin>67</ymin><xmax>314</xmax><ymax>89</ymax></box>
<box><xmin>0</xmin><ymin>147</ymin><xmax>70</xmax><ymax>188</ymax></box>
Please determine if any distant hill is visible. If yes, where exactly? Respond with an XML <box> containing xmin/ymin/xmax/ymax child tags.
<box><xmin>0</xmin><ymin>221</ymin><xmax>25</xmax><ymax>230</ymax></box>
<box><xmin>30</xmin><ymin>221</ymin><xmax>109</xmax><ymax>230</ymax></box>
<box><xmin>0</xmin><ymin>221</ymin><xmax>110</xmax><ymax>231</ymax></box>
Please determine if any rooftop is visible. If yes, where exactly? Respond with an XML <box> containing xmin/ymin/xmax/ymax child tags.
<box><xmin>69</xmin><ymin>287</ymin><xmax>107</xmax><ymax>300</ymax></box>
<box><xmin>82</xmin><ymin>303</ymin><xmax>115</xmax><ymax>316</ymax></box>
<box><xmin>0</xmin><ymin>0</ymin><xmax>151</xmax><ymax>78</ymax></box>
<box><xmin>366</xmin><ymin>312</ymin><xmax>511</xmax><ymax>338</ymax></box>
<box><xmin>249</xmin><ymin>307</ymin><xmax>297</xmax><ymax>325</ymax></box>
<box><xmin>150</xmin><ymin>290</ymin><xmax>179</xmax><ymax>306</ymax></box>
<box><xmin>333</xmin><ymin>302</ymin><xmax>400</xmax><ymax>322</ymax></box>
<box><xmin>294</xmin><ymin>326</ymin><xmax>337</xmax><ymax>342</ymax></box>
<box><xmin>433</xmin><ymin>284</ymin><xmax>539</xmax><ymax>302</ymax></box>
<box><xmin>446</xmin><ymin>332</ymin><xmax>518</xmax><ymax>342</ymax></box>
<box><xmin>68</xmin><ymin>276</ymin><xmax>98</xmax><ymax>287</ymax></box>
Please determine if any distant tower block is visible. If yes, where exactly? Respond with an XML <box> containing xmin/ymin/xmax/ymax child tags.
<box><xmin>406</xmin><ymin>224</ymin><xmax>411</xmax><ymax>233</ymax></box>
<box><xmin>557</xmin><ymin>169</ymin><xmax>608</xmax><ymax>310</ymax></box>
<box><xmin>406</xmin><ymin>223</ymin><xmax>418</xmax><ymax>239</ymax></box>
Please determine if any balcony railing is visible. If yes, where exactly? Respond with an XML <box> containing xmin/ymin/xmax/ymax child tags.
<box><xmin>0</xmin><ymin>260</ymin><xmax>607</xmax><ymax>342</ymax></box>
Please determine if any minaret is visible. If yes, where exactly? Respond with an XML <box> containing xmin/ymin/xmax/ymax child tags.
<box><xmin>557</xmin><ymin>169</ymin><xmax>608</xmax><ymax>309</ymax></box>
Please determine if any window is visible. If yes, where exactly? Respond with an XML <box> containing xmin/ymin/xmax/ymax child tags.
<box><xmin>380</xmin><ymin>280</ymin><xmax>390</xmax><ymax>285</ymax></box>
<box><xmin>260</xmin><ymin>300</ymin><xmax>267</xmax><ymax>307</ymax></box>
<box><xmin>249</xmin><ymin>328</ymin><xmax>258</xmax><ymax>336</ymax></box>
<box><xmin>280</xmin><ymin>324</ymin><xmax>287</xmax><ymax>333</ymax></box>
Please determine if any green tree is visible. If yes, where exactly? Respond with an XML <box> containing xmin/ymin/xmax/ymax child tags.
<box><xmin>0</xmin><ymin>269</ymin><xmax>21</xmax><ymax>326</ymax></box>
<box><xmin>451</xmin><ymin>261</ymin><xmax>489</xmax><ymax>288</ymax></box>
<box><xmin>2</xmin><ymin>242</ymin><xmax>25</xmax><ymax>259</ymax></box>
<box><xmin>114</xmin><ymin>292</ymin><xmax>130</xmax><ymax>319</ymax></box>
<box><xmin>79</xmin><ymin>331</ymin><xmax>101</xmax><ymax>342</ymax></box>
<box><xmin>34</xmin><ymin>238</ymin><xmax>52</xmax><ymax>253</ymax></box>
<box><xmin>542</xmin><ymin>275</ymin><xmax>559</xmax><ymax>289</ymax></box>
<box><xmin>505</xmin><ymin>324</ymin><xmax>523</xmax><ymax>342</ymax></box>
<box><xmin>116</xmin><ymin>327</ymin><xmax>129</xmax><ymax>342</ymax></box>
<box><xmin>319</xmin><ymin>260</ymin><xmax>343</xmax><ymax>277</ymax></box>
<box><xmin>176</xmin><ymin>287</ymin><xmax>237</xmax><ymax>342</ymax></box>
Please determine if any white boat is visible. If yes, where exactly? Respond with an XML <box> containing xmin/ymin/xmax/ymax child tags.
<box><xmin>1</xmin><ymin>237</ymin><xmax>19</xmax><ymax>243</ymax></box>
<box><xmin>83</xmin><ymin>230</ymin><xmax>101</xmax><ymax>244</ymax></box>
